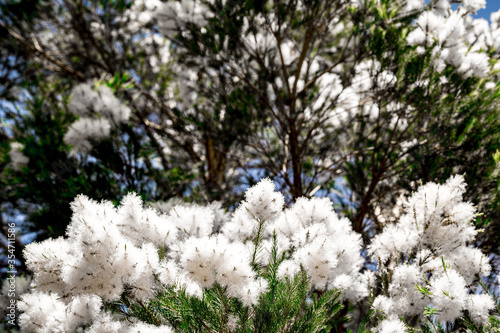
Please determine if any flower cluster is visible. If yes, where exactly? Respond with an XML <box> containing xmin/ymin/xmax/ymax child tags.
<box><xmin>370</xmin><ymin>175</ymin><xmax>495</xmax><ymax>328</ymax></box>
<box><xmin>157</xmin><ymin>0</ymin><xmax>212</xmax><ymax>38</ymax></box>
<box><xmin>64</xmin><ymin>84</ymin><xmax>131</xmax><ymax>155</ymax></box>
<box><xmin>16</xmin><ymin>176</ymin><xmax>495</xmax><ymax>331</ymax></box>
<box><xmin>407</xmin><ymin>4</ymin><xmax>496</xmax><ymax>78</ymax></box>
<box><xmin>7</xmin><ymin>142</ymin><xmax>29</xmax><ymax>170</ymax></box>
<box><xmin>19</xmin><ymin>178</ymin><xmax>370</xmax><ymax>331</ymax></box>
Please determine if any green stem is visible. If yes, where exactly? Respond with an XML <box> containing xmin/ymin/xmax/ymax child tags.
<box><xmin>138</xmin><ymin>300</ymin><xmax>162</xmax><ymax>326</ymax></box>
<box><xmin>251</xmin><ymin>218</ymin><xmax>265</xmax><ymax>268</ymax></box>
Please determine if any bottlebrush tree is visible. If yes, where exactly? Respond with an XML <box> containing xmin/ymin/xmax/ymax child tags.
<box><xmin>16</xmin><ymin>177</ymin><xmax>497</xmax><ymax>332</ymax></box>
<box><xmin>1</xmin><ymin>0</ymin><xmax>500</xmax><ymax>331</ymax></box>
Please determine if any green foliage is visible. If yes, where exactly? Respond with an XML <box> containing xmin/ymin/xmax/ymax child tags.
<box><xmin>107</xmin><ymin>235</ymin><xmax>344</xmax><ymax>332</ymax></box>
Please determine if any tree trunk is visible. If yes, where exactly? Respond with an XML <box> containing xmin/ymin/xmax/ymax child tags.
<box><xmin>289</xmin><ymin>125</ymin><xmax>303</xmax><ymax>200</ymax></box>
<box><xmin>205</xmin><ymin>136</ymin><xmax>227</xmax><ymax>201</ymax></box>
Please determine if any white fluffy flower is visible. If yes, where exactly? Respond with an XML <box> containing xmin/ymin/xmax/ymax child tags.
<box><xmin>126</xmin><ymin>322</ymin><xmax>174</xmax><ymax>333</ymax></box>
<box><xmin>373</xmin><ymin>295</ymin><xmax>394</xmax><ymax>315</ymax></box>
<box><xmin>116</xmin><ymin>193</ymin><xmax>178</xmax><ymax>247</ymax></box>
<box><xmin>69</xmin><ymin>84</ymin><xmax>130</xmax><ymax>124</ymax></box>
<box><xmin>240</xmin><ymin>178</ymin><xmax>284</xmax><ymax>222</ymax></box>
<box><xmin>157</xmin><ymin>0</ymin><xmax>211</xmax><ymax>38</ymax></box>
<box><xmin>466</xmin><ymin>293</ymin><xmax>495</xmax><ymax>324</ymax></box>
<box><xmin>462</xmin><ymin>0</ymin><xmax>486</xmax><ymax>13</ymax></box>
<box><xmin>24</xmin><ymin>237</ymin><xmax>73</xmax><ymax>294</ymax></box>
<box><xmin>371</xmin><ymin>175</ymin><xmax>493</xmax><ymax>325</ymax></box>
<box><xmin>277</xmin><ymin>260</ymin><xmax>301</xmax><ymax>279</ymax></box>
<box><xmin>430</xmin><ymin>270</ymin><xmax>467</xmax><ymax>323</ymax></box>
<box><xmin>8</xmin><ymin>142</ymin><xmax>29</xmax><ymax>170</ymax></box>
<box><xmin>223</xmin><ymin>178</ymin><xmax>284</xmax><ymax>242</ymax></box>
<box><xmin>403</xmin><ymin>0</ymin><xmax>423</xmax><ymax>13</ymax></box>
<box><xmin>88</xmin><ymin>314</ymin><xmax>125</xmax><ymax>333</ymax></box>
<box><xmin>271</xmin><ymin>196</ymin><xmax>365</xmax><ymax>299</ymax></box>
<box><xmin>63</xmin><ymin>117</ymin><xmax>111</xmax><ymax>155</ymax></box>
<box><xmin>374</xmin><ymin>318</ymin><xmax>408</xmax><ymax>333</ymax></box>
<box><xmin>18</xmin><ymin>292</ymin><xmax>102</xmax><ymax>332</ymax></box>
<box><xmin>65</xmin><ymin>83</ymin><xmax>130</xmax><ymax>155</ymax></box>
<box><xmin>18</xmin><ymin>292</ymin><xmax>67</xmax><ymax>332</ymax></box>
<box><xmin>168</xmin><ymin>204</ymin><xmax>215</xmax><ymax>239</ymax></box>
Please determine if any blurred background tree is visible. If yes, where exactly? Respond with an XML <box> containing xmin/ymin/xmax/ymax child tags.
<box><xmin>1</xmin><ymin>0</ymin><xmax>500</xmax><ymax>283</ymax></box>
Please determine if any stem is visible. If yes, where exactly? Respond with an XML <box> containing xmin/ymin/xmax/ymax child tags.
<box><xmin>251</xmin><ymin>218</ymin><xmax>265</xmax><ymax>268</ymax></box>
<box><xmin>138</xmin><ymin>300</ymin><xmax>162</xmax><ymax>326</ymax></box>
<box><xmin>216</xmin><ymin>284</ymin><xmax>230</xmax><ymax>332</ymax></box>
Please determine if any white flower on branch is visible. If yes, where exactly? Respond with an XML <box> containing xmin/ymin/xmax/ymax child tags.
<box><xmin>369</xmin><ymin>175</ymin><xmax>495</xmax><ymax>325</ymax></box>
<box><xmin>64</xmin><ymin>84</ymin><xmax>130</xmax><ymax>155</ymax></box>
<box><xmin>8</xmin><ymin>142</ymin><xmax>29</xmax><ymax>170</ymax></box>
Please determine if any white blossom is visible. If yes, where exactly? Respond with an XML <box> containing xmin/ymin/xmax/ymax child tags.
<box><xmin>462</xmin><ymin>0</ymin><xmax>486</xmax><ymax>13</ymax></box>
<box><xmin>374</xmin><ymin>318</ymin><xmax>409</xmax><ymax>333</ymax></box>
<box><xmin>8</xmin><ymin>142</ymin><xmax>29</xmax><ymax>170</ymax></box>
<box><xmin>18</xmin><ymin>292</ymin><xmax>102</xmax><ymax>332</ymax></box>
<box><xmin>430</xmin><ymin>270</ymin><xmax>467</xmax><ymax>323</ymax></box>
<box><xmin>466</xmin><ymin>293</ymin><xmax>495</xmax><ymax>324</ymax></box>
<box><xmin>370</xmin><ymin>175</ymin><xmax>493</xmax><ymax>325</ymax></box>
<box><xmin>64</xmin><ymin>84</ymin><xmax>131</xmax><ymax>155</ymax></box>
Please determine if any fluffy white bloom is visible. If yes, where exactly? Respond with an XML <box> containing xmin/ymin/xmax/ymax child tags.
<box><xmin>154</xmin><ymin>199</ymin><xmax>229</xmax><ymax>234</ymax></box>
<box><xmin>294</xmin><ymin>236</ymin><xmax>337</xmax><ymax>289</ymax></box>
<box><xmin>8</xmin><ymin>142</ymin><xmax>29</xmax><ymax>170</ymax></box>
<box><xmin>237</xmin><ymin>277</ymin><xmax>269</xmax><ymax>307</ymax></box>
<box><xmin>89</xmin><ymin>316</ymin><xmax>174</xmax><ymax>333</ymax></box>
<box><xmin>463</xmin><ymin>51</ymin><xmax>490</xmax><ymax>77</ymax></box>
<box><xmin>65</xmin><ymin>294</ymin><xmax>103</xmax><ymax>330</ymax></box>
<box><xmin>374</xmin><ymin>318</ymin><xmax>408</xmax><ymax>333</ymax></box>
<box><xmin>445</xmin><ymin>247</ymin><xmax>491</xmax><ymax>283</ymax></box>
<box><xmin>371</xmin><ymin>175</ymin><xmax>494</xmax><ymax>325</ymax></box>
<box><xmin>69</xmin><ymin>84</ymin><xmax>130</xmax><ymax>124</ymax></box>
<box><xmin>94</xmin><ymin>85</ymin><xmax>131</xmax><ymax>124</ymax></box>
<box><xmin>126</xmin><ymin>322</ymin><xmax>174</xmax><ymax>333</ymax></box>
<box><xmin>407</xmin><ymin>7</ymin><xmax>492</xmax><ymax>79</ymax></box>
<box><xmin>368</xmin><ymin>223</ymin><xmax>419</xmax><ymax>263</ymax></box>
<box><xmin>312</xmin><ymin>72</ymin><xmax>343</xmax><ymax>111</ymax></box>
<box><xmin>240</xmin><ymin>178</ymin><xmax>285</xmax><ymax>222</ymax></box>
<box><xmin>277</xmin><ymin>260</ymin><xmax>301</xmax><ymax>279</ymax></box>
<box><xmin>24</xmin><ymin>194</ymin><xmax>171</xmax><ymax>302</ymax></box>
<box><xmin>485</xmin><ymin>81</ymin><xmax>496</xmax><ymax>90</ymax></box>
<box><xmin>271</xmin><ymin>196</ymin><xmax>366</xmax><ymax>299</ymax></box>
<box><xmin>64</xmin><ymin>83</ymin><xmax>130</xmax><ymax>155</ymax></box>
<box><xmin>373</xmin><ymin>295</ymin><xmax>394</xmax><ymax>315</ymax></box>
<box><xmin>156</xmin><ymin>260</ymin><xmax>203</xmax><ymax>299</ymax></box>
<box><xmin>63</xmin><ymin>117</ymin><xmax>111</xmax><ymax>155</ymax></box>
<box><xmin>18</xmin><ymin>292</ymin><xmax>102</xmax><ymax>332</ymax></box>
<box><xmin>157</xmin><ymin>0</ymin><xmax>211</xmax><ymax>38</ymax></box>
<box><xmin>492</xmin><ymin>9</ymin><xmax>500</xmax><ymax>31</ymax></box>
<box><xmin>18</xmin><ymin>292</ymin><xmax>67</xmax><ymax>332</ymax></box>
<box><xmin>403</xmin><ymin>0</ymin><xmax>423</xmax><ymax>13</ymax></box>
<box><xmin>62</xmin><ymin>195</ymin><xmax>150</xmax><ymax>300</ymax></box>
<box><xmin>68</xmin><ymin>83</ymin><xmax>99</xmax><ymax>116</ymax></box>
<box><xmin>88</xmin><ymin>314</ymin><xmax>125</xmax><ymax>333</ymax></box>
<box><xmin>223</xmin><ymin>178</ymin><xmax>284</xmax><ymax>241</ymax></box>
<box><xmin>412</xmin><ymin>11</ymin><xmax>443</xmax><ymax>44</ymax></box>
<box><xmin>430</xmin><ymin>270</ymin><xmax>467</xmax><ymax>323</ymax></box>
<box><xmin>24</xmin><ymin>237</ymin><xmax>73</xmax><ymax>293</ymax></box>
<box><xmin>462</xmin><ymin>0</ymin><xmax>486</xmax><ymax>13</ymax></box>
<box><xmin>176</xmin><ymin>234</ymin><xmax>268</xmax><ymax>305</ymax></box>
<box><xmin>168</xmin><ymin>204</ymin><xmax>216</xmax><ymax>239</ymax></box>
<box><xmin>332</xmin><ymin>273</ymin><xmax>372</xmax><ymax>302</ymax></box>
<box><xmin>433</xmin><ymin>0</ymin><xmax>451</xmax><ymax>16</ymax></box>
<box><xmin>116</xmin><ymin>193</ymin><xmax>178</xmax><ymax>247</ymax></box>
<box><xmin>466</xmin><ymin>293</ymin><xmax>495</xmax><ymax>324</ymax></box>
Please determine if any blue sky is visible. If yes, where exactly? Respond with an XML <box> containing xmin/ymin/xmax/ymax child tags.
<box><xmin>474</xmin><ymin>1</ymin><xmax>499</xmax><ymax>21</ymax></box>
